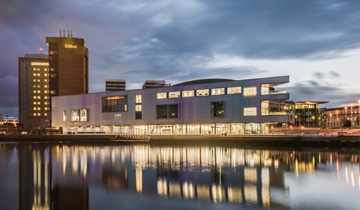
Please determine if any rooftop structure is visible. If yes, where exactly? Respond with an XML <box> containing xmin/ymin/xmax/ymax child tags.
<box><xmin>106</xmin><ymin>79</ymin><xmax>125</xmax><ymax>91</ymax></box>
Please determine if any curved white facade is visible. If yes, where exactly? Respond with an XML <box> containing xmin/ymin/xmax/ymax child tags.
<box><xmin>52</xmin><ymin>76</ymin><xmax>290</xmax><ymax>135</ymax></box>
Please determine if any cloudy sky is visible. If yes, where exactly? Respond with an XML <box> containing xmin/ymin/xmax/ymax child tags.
<box><xmin>1</xmin><ymin>0</ymin><xmax>360</xmax><ymax>115</ymax></box>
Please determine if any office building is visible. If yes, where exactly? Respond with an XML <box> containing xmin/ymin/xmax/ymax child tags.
<box><xmin>294</xmin><ymin>101</ymin><xmax>328</xmax><ymax>128</ymax></box>
<box><xmin>19</xmin><ymin>32</ymin><xmax>89</xmax><ymax>128</ymax></box>
<box><xmin>52</xmin><ymin>76</ymin><xmax>290</xmax><ymax>135</ymax></box>
<box><xmin>106</xmin><ymin>79</ymin><xmax>125</xmax><ymax>91</ymax></box>
<box><xmin>18</xmin><ymin>54</ymin><xmax>50</xmax><ymax>128</ymax></box>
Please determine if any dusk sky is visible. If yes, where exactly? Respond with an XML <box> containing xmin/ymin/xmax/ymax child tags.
<box><xmin>1</xmin><ymin>0</ymin><xmax>360</xmax><ymax>115</ymax></box>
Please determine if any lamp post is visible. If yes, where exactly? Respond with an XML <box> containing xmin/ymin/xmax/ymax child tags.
<box><xmin>351</xmin><ymin>104</ymin><xmax>353</xmax><ymax>129</ymax></box>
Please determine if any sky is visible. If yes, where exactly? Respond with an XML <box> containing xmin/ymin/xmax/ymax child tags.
<box><xmin>1</xmin><ymin>0</ymin><xmax>360</xmax><ymax>116</ymax></box>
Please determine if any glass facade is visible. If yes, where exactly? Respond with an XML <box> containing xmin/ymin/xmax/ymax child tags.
<box><xmin>211</xmin><ymin>101</ymin><xmax>224</xmax><ymax>117</ymax></box>
<box><xmin>169</xmin><ymin>91</ymin><xmax>181</xmax><ymax>98</ymax></box>
<box><xmin>211</xmin><ymin>88</ymin><xmax>225</xmax><ymax>96</ymax></box>
<box><xmin>244</xmin><ymin>87</ymin><xmax>257</xmax><ymax>96</ymax></box>
<box><xmin>102</xmin><ymin>96</ymin><xmax>128</xmax><ymax>112</ymax></box>
<box><xmin>196</xmin><ymin>89</ymin><xmax>209</xmax><ymax>96</ymax></box>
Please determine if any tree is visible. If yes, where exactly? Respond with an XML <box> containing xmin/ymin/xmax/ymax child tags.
<box><xmin>343</xmin><ymin>120</ymin><xmax>351</xmax><ymax>128</ymax></box>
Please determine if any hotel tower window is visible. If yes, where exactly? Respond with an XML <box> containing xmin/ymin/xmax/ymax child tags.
<box><xmin>169</xmin><ymin>91</ymin><xmax>181</xmax><ymax>98</ymax></box>
<box><xmin>243</xmin><ymin>87</ymin><xmax>257</xmax><ymax>96</ymax></box>
<box><xmin>157</xmin><ymin>104</ymin><xmax>179</xmax><ymax>119</ymax></box>
<box><xmin>135</xmin><ymin>94</ymin><xmax>142</xmax><ymax>103</ymax></box>
<box><xmin>228</xmin><ymin>86</ymin><xmax>241</xmax><ymax>94</ymax></box>
<box><xmin>157</xmin><ymin>92</ymin><xmax>167</xmax><ymax>99</ymax></box>
<box><xmin>182</xmin><ymin>90</ymin><xmax>194</xmax><ymax>97</ymax></box>
<box><xmin>102</xmin><ymin>96</ymin><xmax>128</xmax><ymax>112</ymax></box>
<box><xmin>196</xmin><ymin>89</ymin><xmax>209</xmax><ymax>96</ymax></box>
<box><xmin>211</xmin><ymin>101</ymin><xmax>225</xmax><ymax>117</ymax></box>
<box><xmin>244</xmin><ymin>107</ymin><xmax>257</xmax><ymax>116</ymax></box>
<box><xmin>211</xmin><ymin>88</ymin><xmax>225</xmax><ymax>96</ymax></box>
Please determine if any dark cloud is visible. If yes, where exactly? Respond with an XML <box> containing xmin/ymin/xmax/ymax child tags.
<box><xmin>1</xmin><ymin>0</ymin><xmax>360</xmax><ymax>114</ymax></box>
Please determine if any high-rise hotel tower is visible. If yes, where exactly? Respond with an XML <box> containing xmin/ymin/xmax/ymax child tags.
<box><xmin>19</xmin><ymin>31</ymin><xmax>89</xmax><ymax>128</ymax></box>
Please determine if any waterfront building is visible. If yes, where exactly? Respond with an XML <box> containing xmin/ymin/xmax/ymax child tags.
<box><xmin>19</xmin><ymin>32</ymin><xmax>89</xmax><ymax>128</ymax></box>
<box><xmin>326</xmin><ymin>106</ymin><xmax>360</xmax><ymax>128</ymax></box>
<box><xmin>18</xmin><ymin>54</ymin><xmax>50</xmax><ymax>128</ymax></box>
<box><xmin>294</xmin><ymin>101</ymin><xmax>328</xmax><ymax>128</ymax></box>
<box><xmin>52</xmin><ymin>76</ymin><xmax>290</xmax><ymax>135</ymax></box>
<box><xmin>105</xmin><ymin>79</ymin><xmax>126</xmax><ymax>91</ymax></box>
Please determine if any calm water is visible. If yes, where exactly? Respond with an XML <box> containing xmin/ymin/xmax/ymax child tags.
<box><xmin>1</xmin><ymin>143</ymin><xmax>360</xmax><ymax>210</ymax></box>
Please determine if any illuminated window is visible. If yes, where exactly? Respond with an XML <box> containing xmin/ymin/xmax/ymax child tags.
<box><xmin>50</xmin><ymin>73</ymin><xmax>57</xmax><ymax>78</ymax></box>
<box><xmin>196</xmin><ymin>89</ymin><xmax>209</xmax><ymax>96</ymax></box>
<box><xmin>37</xmin><ymin>68</ymin><xmax>40</xmax><ymax>71</ymax></box>
<box><xmin>33</xmin><ymin>79</ymin><xmax>37</xmax><ymax>82</ymax></box>
<box><xmin>157</xmin><ymin>92</ymin><xmax>167</xmax><ymax>99</ymax></box>
<box><xmin>261</xmin><ymin>86</ymin><xmax>269</xmax><ymax>95</ymax></box>
<box><xmin>228</xmin><ymin>86</ymin><xmax>241</xmax><ymax>94</ymax></box>
<box><xmin>33</xmin><ymin>90</ymin><xmax>37</xmax><ymax>94</ymax></box>
<box><xmin>44</xmin><ymin>90</ymin><xmax>48</xmax><ymax>94</ymax></box>
<box><xmin>33</xmin><ymin>96</ymin><xmax>37</xmax><ymax>99</ymax></box>
<box><xmin>37</xmin><ymin>79</ymin><xmax>40</xmax><ymax>82</ymax></box>
<box><xmin>135</xmin><ymin>95</ymin><xmax>142</xmax><ymax>103</ymax></box>
<box><xmin>37</xmin><ymin>96</ymin><xmax>41</xmax><ymax>99</ymax></box>
<box><xmin>33</xmin><ymin>102</ymin><xmax>37</xmax><ymax>105</ymax></box>
<box><xmin>244</xmin><ymin>107</ymin><xmax>257</xmax><ymax>116</ymax></box>
<box><xmin>37</xmin><ymin>90</ymin><xmax>40</xmax><ymax>93</ymax></box>
<box><xmin>80</xmin><ymin>109</ymin><xmax>88</xmax><ymax>121</ymax></box>
<box><xmin>63</xmin><ymin>110</ymin><xmax>66</xmax><ymax>121</ymax></box>
<box><xmin>37</xmin><ymin>85</ymin><xmax>40</xmax><ymax>88</ymax></box>
<box><xmin>211</xmin><ymin>88</ymin><xmax>225</xmax><ymax>95</ymax></box>
<box><xmin>33</xmin><ymin>107</ymin><xmax>37</xmax><ymax>110</ymax></box>
<box><xmin>33</xmin><ymin>73</ymin><xmax>37</xmax><ymax>76</ymax></box>
<box><xmin>135</xmin><ymin>105</ymin><xmax>142</xmax><ymax>112</ymax></box>
<box><xmin>33</xmin><ymin>113</ymin><xmax>36</xmax><ymax>116</ymax></box>
<box><xmin>44</xmin><ymin>85</ymin><xmax>48</xmax><ymax>88</ymax></box>
<box><xmin>102</xmin><ymin>96</ymin><xmax>128</xmax><ymax>112</ymax></box>
<box><xmin>50</xmin><ymin>68</ymin><xmax>55</xmax><ymax>72</ymax></box>
<box><xmin>44</xmin><ymin>102</ymin><xmax>48</xmax><ymax>105</ymax></box>
<box><xmin>50</xmin><ymin>90</ymin><xmax>56</xmax><ymax>94</ymax></box>
<box><xmin>182</xmin><ymin>90</ymin><xmax>194</xmax><ymax>97</ymax></box>
<box><xmin>169</xmin><ymin>91</ymin><xmax>181</xmax><ymax>98</ymax></box>
<box><xmin>44</xmin><ymin>73</ymin><xmax>48</xmax><ymax>77</ymax></box>
<box><xmin>44</xmin><ymin>96</ymin><xmax>48</xmax><ymax>99</ymax></box>
<box><xmin>244</xmin><ymin>87</ymin><xmax>257</xmax><ymax>96</ymax></box>
<box><xmin>44</xmin><ymin>113</ymin><xmax>48</xmax><ymax>116</ymax></box>
<box><xmin>37</xmin><ymin>113</ymin><xmax>41</xmax><ymax>116</ymax></box>
<box><xmin>44</xmin><ymin>79</ymin><xmax>48</xmax><ymax>82</ymax></box>
<box><xmin>44</xmin><ymin>68</ymin><xmax>48</xmax><ymax>71</ymax></box>
<box><xmin>261</xmin><ymin>101</ymin><xmax>269</xmax><ymax>116</ymax></box>
<box><xmin>71</xmin><ymin>110</ymin><xmax>80</xmax><ymax>121</ymax></box>
<box><xmin>44</xmin><ymin>107</ymin><xmax>48</xmax><ymax>111</ymax></box>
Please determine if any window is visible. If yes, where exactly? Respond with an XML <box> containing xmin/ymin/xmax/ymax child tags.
<box><xmin>37</xmin><ymin>90</ymin><xmax>40</xmax><ymax>93</ymax></box>
<box><xmin>244</xmin><ymin>87</ymin><xmax>257</xmax><ymax>96</ymax></box>
<box><xmin>44</xmin><ymin>90</ymin><xmax>48</xmax><ymax>94</ymax></box>
<box><xmin>44</xmin><ymin>85</ymin><xmax>48</xmax><ymax>88</ymax></box>
<box><xmin>71</xmin><ymin>109</ymin><xmax>88</xmax><ymax>121</ymax></box>
<box><xmin>196</xmin><ymin>89</ymin><xmax>209</xmax><ymax>96</ymax></box>
<box><xmin>157</xmin><ymin>92</ymin><xmax>167</xmax><ymax>99</ymax></box>
<box><xmin>44</xmin><ymin>68</ymin><xmax>48</xmax><ymax>71</ymax></box>
<box><xmin>44</xmin><ymin>113</ymin><xmax>48</xmax><ymax>116</ymax></box>
<box><xmin>102</xmin><ymin>96</ymin><xmax>128</xmax><ymax>112</ymax></box>
<box><xmin>33</xmin><ymin>113</ymin><xmax>36</xmax><ymax>116</ymax></box>
<box><xmin>63</xmin><ymin>110</ymin><xmax>66</xmax><ymax>121</ymax></box>
<box><xmin>71</xmin><ymin>110</ymin><xmax>80</xmax><ymax>121</ymax></box>
<box><xmin>37</xmin><ymin>113</ymin><xmax>41</xmax><ymax>116</ymax></box>
<box><xmin>169</xmin><ymin>91</ymin><xmax>181</xmax><ymax>98</ymax></box>
<box><xmin>244</xmin><ymin>107</ymin><xmax>257</xmax><ymax>116</ymax></box>
<box><xmin>50</xmin><ymin>73</ymin><xmax>57</xmax><ymax>78</ymax></box>
<box><xmin>33</xmin><ymin>79</ymin><xmax>37</xmax><ymax>82</ymax></box>
<box><xmin>44</xmin><ymin>102</ymin><xmax>48</xmax><ymax>105</ymax></box>
<box><xmin>44</xmin><ymin>79</ymin><xmax>48</xmax><ymax>82</ymax></box>
<box><xmin>37</xmin><ymin>73</ymin><xmax>40</xmax><ymax>76</ymax></box>
<box><xmin>135</xmin><ymin>95</ymin><xmax>142</xmax><ymax>103</ymax></box>
<box><xmin>228</xmin><ymin>86</ymin><xmax>241</xmax><ymax>94</ymax></box>
<box><xmin>261</xmin><ymin>101</ymin><xmax>269</xmax><ymax>116</ymax></box>
<box><xmin>211</xmin><ymin>88</ymin><xmax>225</xmax><ymax>96</ymax></box>
<box><xmin>33</xmin><ymin>90</ymin><xmax>37</xmax><ymax>94</ymax></box>
<box><xmin>80</xmin><ymin>109</ymin><xmax>88</xmax><ymax>121</ymax></box>
<box><xmin>156</xmin><ymin>104</ymin><xmax>179</xmax><ymax>119</ymax></box>
<box><xmin>37</xmin><ymin>79</ymin><xmax>40</xmax><ymax>82</ymax></box>
<box><xmin>261</xmin><ymin>86</ymin><xmax>269</xmax><ymax>95</ymax></box>
<box><xmin>211</xmin><ymin>101</ymin><xmax>225</xmax><ymax>117</ymax></box>
<box><xmin>33</xmin><ymin>107</ymin><xmax>37</xmax><ymax>110</ymax></box>
<box><xmin>135</xmin><ymin>112</ymin><xmax>142</xmax><ymax>120</ymax></box>
<box><xmin>135</xmin><ymin>105</ymin><xmax>142</xmax><ymax>112</ymax></box>
<box><xmin>33</xmin><ymin>96</ymin><xmax>37</xmax><ymax>99</ymax></box>
<box><xmin>182</xmin><ymin>90</ymin><xmax>194</xmax><ymax>97</ymax></box>
<box><xmin>44</xmin><ymin>73</ymin><xmax>48</xmax><ymax>77</ymax></box>
<box><xmin>50</xmin><ymin>90</ymin><xmax>56</xmax><ymax>94</ymax></box>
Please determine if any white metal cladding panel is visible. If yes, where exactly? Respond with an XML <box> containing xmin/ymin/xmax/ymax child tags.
<box><xmin>52</xmin><ymin>76</ymin><xmax>289</xmax><ymax>127</ymax></box>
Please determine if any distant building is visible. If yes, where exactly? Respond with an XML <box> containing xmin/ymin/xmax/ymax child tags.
<box><xmin>294</xmin><ymin>101</ymin><xmax>328</xmax><ymax>127</ymax></box>
<box><xmin>106</xmin><ymin>79</ymin><xmax>125</xmax><ymax>91</ymax></box>
<box><xmin>326</xmin><ymin>106</ymin><xmax>360</xmax><ymax>128</ymax></box>
<box><xmin>19</xmin><ymin>31</ymin><xmax>89</xmax><ymax>128</ymax></box>
<box><xmin>142</xmin><ymin>80</ymin><xmax>167</xmax><ymax>89</ymax></box>
<box><xmin>0</xmin><ymin>116</ymin><xmax>19</xmax><ymax>125</ymax></box>
<box><xmin>52</xmin><ymin>76</ymin><xmax>290</xmax><ymax>135</ymax></box>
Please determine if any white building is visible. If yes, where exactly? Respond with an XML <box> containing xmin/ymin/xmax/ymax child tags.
<box><xmin>326</xmin><ymin>106</ymin><xmax>360</xmax><ymax>128</ymax></box>
<box><xmin>52</xmin><ymin>76</ymin><xmax>290</xmax><ymax>135</ymax></box>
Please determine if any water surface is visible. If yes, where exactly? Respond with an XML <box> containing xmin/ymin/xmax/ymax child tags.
<box><xmin>1</xmin><ymin>143</ymin><xmax>360</xmax><ymax>210</ymax></box>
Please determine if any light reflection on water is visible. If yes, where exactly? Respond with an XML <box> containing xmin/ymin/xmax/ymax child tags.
<box><xmin>1</xmin><ymin>143</ymin><xmax>360</xmax><ymax>210</ymax></box>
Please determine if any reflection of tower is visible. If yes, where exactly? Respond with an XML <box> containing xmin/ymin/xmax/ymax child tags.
<box><xmin>19</xmin><ymin>146</ymin><xmax>51</xmax><ymax>210</ymax></box>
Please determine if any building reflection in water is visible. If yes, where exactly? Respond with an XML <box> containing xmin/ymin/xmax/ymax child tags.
<box><xmin>15</xmin><ymin>144</ymin><xmax>360</xmax><ymax>209</ymax></box>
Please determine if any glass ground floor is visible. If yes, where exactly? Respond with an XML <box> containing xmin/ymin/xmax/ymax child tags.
<box><xmin>63</xmin><ymin>123</ymin><xmax>274</xmax><ymax>135</ymax></box>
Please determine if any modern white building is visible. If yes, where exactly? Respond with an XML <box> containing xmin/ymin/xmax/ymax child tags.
<box><xmin>52</xmin><ymin>76</ymin><xmax>290</xmax><ymax>135</ymax></box>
